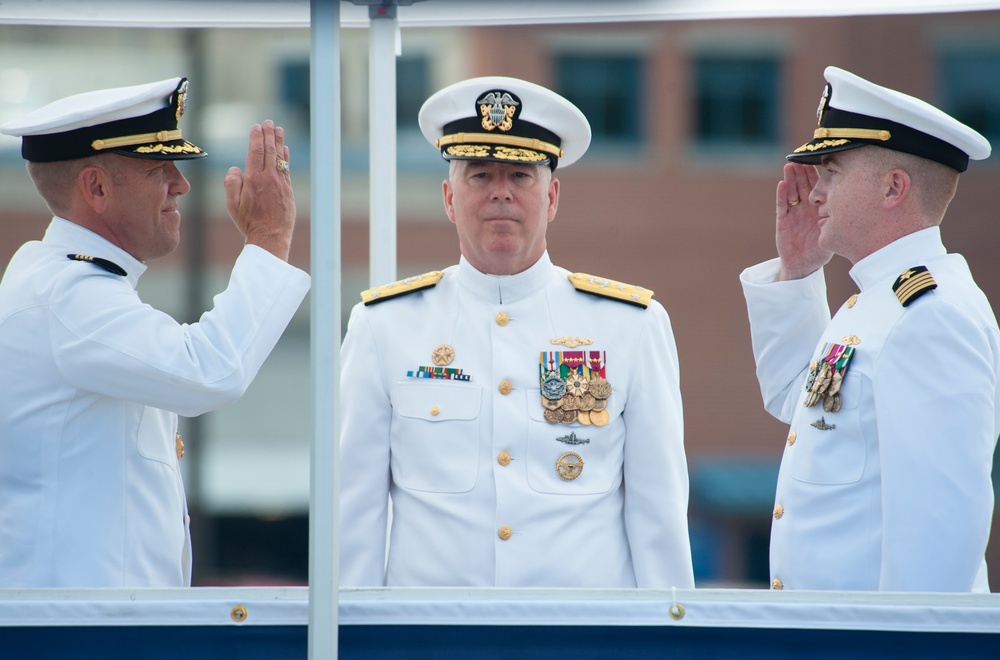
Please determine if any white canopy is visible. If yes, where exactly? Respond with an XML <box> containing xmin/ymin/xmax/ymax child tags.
<box><xmin>2</xmin><ymin>0</ymin><xmax>1000</xmax><ymax>28</ymax></box>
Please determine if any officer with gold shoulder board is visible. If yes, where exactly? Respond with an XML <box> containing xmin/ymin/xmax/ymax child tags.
<box><xmin>0</xmin><ymin>78</ymin><xmax>310</xmax><ymax>587</ymax></box>
<box><xmin>339</xmin><ymin>76</ymin><xmax>694</xmax><ymax>588</ymax></box>
<box><xmin>741</xmin><ymin>66</ymin><xmax>997</xmax><ymax>592</ymax></box>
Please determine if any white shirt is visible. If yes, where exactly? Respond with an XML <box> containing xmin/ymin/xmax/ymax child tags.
<box><xmin>0</xmin><ymin>217</ymin><xmax>310</xmax><ymax>587</ymax></box>
<box><xmin>339</xmin><ymin>252</ymin><xmax>694</xmax><ymax>588</ymax></box>
<box><xmin>741</xmin><ymin>227</ymin><xmax>999</xmax><ymax>592</ymax></box>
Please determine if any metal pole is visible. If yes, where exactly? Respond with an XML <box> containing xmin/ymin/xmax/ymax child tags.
<box><xmin>179</xmin><ymin>27</ymin><xmax>215</xmax><ymax>586</ymax></box>
<box><xmin>368</xmin><ymin>3</ymin><xmax>399</xmax><ymax>286</ymax></box>
<box><xmin>308</xmin><ymin>0</ymin><xmax>341</xmax><ymax>657</ymax></box>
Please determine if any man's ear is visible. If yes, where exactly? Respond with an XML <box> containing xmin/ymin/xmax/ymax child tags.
<box><xmin>78</xmin><ymin>165</ymin><xmax>112</xmax><ymax>213</ymax></box>
<box><xmin>442</xmin><ymin>178</ymin><xmax>457</xmax><ymax>225</ymax></box>
<box><xmin>883</xmin><ymin>168</ymin><xmax>911</xmax><ymax>210</ymax></box>
<box><xmin>547</xmin><ymin>176</ymin><xmax>559</xmax><ymax>223</ymax></box>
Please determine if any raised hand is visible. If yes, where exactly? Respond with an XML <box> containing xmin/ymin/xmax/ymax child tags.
<box><xmin>223</xmin><ymin>120</ymin><xmax>296</xmax><ymax>261</ymax></box>
<box><xmin>775</xmin><ymin>162</ymin><xmax>831</xmax><ymax>281</ymax></box>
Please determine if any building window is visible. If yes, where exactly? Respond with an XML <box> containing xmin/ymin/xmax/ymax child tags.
<box><xmin>279</xmin><ymin>59</ymin><xmax>310</xmax><ymax>127</ymax></box>
<box><xmin>396</xmin><ymin>54</ymin><xmax>430</xmax><ymax>131</ymax></box>
<box><xmin>556</xmin><ymin>54</ymin><xmax>643</xmax><ymax>146</ymax></box>
<box><xmin>939</xmin><ymin>51</ymin><xmax>1000</xmax><ymax>148</ymax></box>
<box><xmin>694</xmin><ymin>55</ymin><xmax>779</xmax><ymax>149</ymax></box>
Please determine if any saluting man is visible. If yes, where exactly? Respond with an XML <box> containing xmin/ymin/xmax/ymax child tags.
<box><xmin>339</xmin><ymin>76</ymin><xmax>694</xmax><ymax>588</ymax></box>
<box><xmin>741</xmin><ymin>66</ymin><xmax>998</xmax><ymax>592</ymax></box>
<box><xmin>0</xmin><ymin>78</ymin><xmax>310</xmax><ymax>587</ymax></box>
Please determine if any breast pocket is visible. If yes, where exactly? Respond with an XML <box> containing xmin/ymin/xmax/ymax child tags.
<box><xmin>791</xmin><ymin>374</ymin><xmax>866</xmax><ymax>485</ymax></box>
<box><xmin>136</xmin><ymin>406</ymin><xmax>178</xmax><ymax>467</ymax></box>
<box><xmin>390</xmin><ymin>381</ymin><xmax>482</xmax><ymax>493</ymax></box>
<box><xmin>524</xmin><ymin>388</ymin><xmax>623</xmax><ymax>495</ymax></box>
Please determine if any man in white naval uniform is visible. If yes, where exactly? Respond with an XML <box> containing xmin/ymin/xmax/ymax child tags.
<box><xmin>0</xmin><ymin>78</ymin><xmax>310</xmax><ymax>587</ymax></box>
<box><xmin>339</xmin><ymin>77</ymin><xmax>694</xmax><ymax>588</ymax></box>
<box><xmin>741</xmin><ymin>66</ymin><xmax>997</xmax><ymax>592</ymax></box>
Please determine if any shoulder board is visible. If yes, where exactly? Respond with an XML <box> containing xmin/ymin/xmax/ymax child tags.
<box><xmin>361</xmin><ymin>271</ymin><xmax>445</xmax><ymax>306</ymax></box>
<box><xmin>67</xmin><ymin>253</ymin><xmax>127</xmax><ymax>277</ymax></box>
<box><xmin>892</xmin><ymin>266</ymin><xmax>937</xmax><ymax>307</ymax></box>
<box><xmin>568</xmin><ymin>272</ymin><xmax>653</xmax><ymax>309</ymax></box>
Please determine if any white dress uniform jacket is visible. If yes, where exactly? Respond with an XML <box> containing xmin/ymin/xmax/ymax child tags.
<box><xmin>339</xmin><ymin>252</ymin><xmax>694</xmax><ymax>588</ymax></box>
<box><xmin>0</xmin><ymin>217</ymin><xmax>310</xmax><ymax>587</ymax></box>
<box><xmin>741</xmin><ymin>227</ymin><xmax>999</xmax><ymax>592</ymax></box>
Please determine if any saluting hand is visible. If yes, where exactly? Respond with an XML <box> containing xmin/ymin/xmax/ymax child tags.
<box><xmin>223</xmin><ymin>119</ymin><xmax>296</xmax><ymax>262</ymax></box>
<box><xmin>775</xmin><ymin>162</ymin><xmax>831</xmax><ymax>281</ymax></box>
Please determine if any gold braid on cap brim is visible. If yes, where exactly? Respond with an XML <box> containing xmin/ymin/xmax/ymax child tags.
<box><xmin>91</xmin><ymin>129</ymin><xmax>184</xmax><ymax>151</ymax></box>
<box><xmin>812</xmin><ymin>127</ymin><xmax>891</xmax><ymax>142</ymax></box>
<box><xmin>792</xmin><ymin>127</ymin><xmax>892</xmax><ymax>155</ymax></box>
<box><xmin>437</xmin><ymin>132</ymin><xmax>563</xmax><ymax>159</ymax></box>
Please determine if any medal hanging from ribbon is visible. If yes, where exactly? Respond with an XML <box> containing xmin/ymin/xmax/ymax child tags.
<box><xmin>803</xmin><ymin>342</ymin><xmax>854</xmax><ymax>412</ymax></box>
<box><xmin>539</xmin><ymin>350</ymin><xmax>611</xmax><ymax>426</ymax></box>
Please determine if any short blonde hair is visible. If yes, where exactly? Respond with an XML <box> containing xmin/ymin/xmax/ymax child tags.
<box><xmin>866</xmin><ymin>146</ymin><xmax>959</xmax><ymax>225</ymax></box>
<box><xmin>26</xmin><ymin>155</ymin><xmax>122</xmax><ymax>216</ymax></box>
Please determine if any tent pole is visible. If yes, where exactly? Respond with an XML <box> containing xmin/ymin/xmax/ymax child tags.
<box><xmin>308</xmin><ymin>0</ymin><xmax>342</xmax><ymax>658</ymax></box>
<box><xmin>368</xmin><ymin>3</ymin><xmax>399</xmax><ymax>286</ymax></box>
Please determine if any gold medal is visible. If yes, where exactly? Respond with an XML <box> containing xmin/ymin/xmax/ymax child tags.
<box><xmin>561</xmin><ymin>395</ymin><xmax>581</xmax><ymax>411</ymax></box>
<box><xmin>544</xmin><ymin>409</ymin><xmax>563</xmax><ymax>424</ymax></box>
<box><xmin>580</xmin><ymin>393</ymin><xmax>596</xmax><ymax>411</ymax></box>
<box><xmin>590</xmin><ymin>409</ymin><xmax>610</xmax><ymax>427</ymax></box>
<box><xmin>592</xmin><ymin>398</ymin><xmax>607</xmax><ymax>412</ymax></box>
<box><xmin>542</xmin><ymin>397</ymin><xmax>562</xmax><ymax>411</ymax></box>
<box><xmin>577</xmin><ymin>411</ymin><xmax>592</xmax><ymax>426</ymax></box>
<box><xmin>828</xmin><ymin>371</ymin><xmax>843</xmax><ymax>397</ymax></box>
<box><xmin>561</xmin><ymin>409</ymin><xmax>579</xmax><ymax>425</ymax></box>
<box><xmin>588</xmin><ymin>377</ymin><xmax>612</xmax><ymax>399</ymax></box>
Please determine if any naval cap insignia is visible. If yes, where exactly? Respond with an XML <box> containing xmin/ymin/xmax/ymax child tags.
<box><xmin>477</xmin><ymin>90</ymin><xmax>519</xmax><ymax>132</ymax></box>
<box><xmin>816</xmin><ymin>83</ymin><xmax>830</xmax><ymax>125</ymax></box>
<box><xmin>175</xmin><ymin>79</ymin><xmax>189</xmax><ymax>122</ymax></box>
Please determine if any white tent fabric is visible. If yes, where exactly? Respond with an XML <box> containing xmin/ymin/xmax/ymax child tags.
<box><xmin>2</xmin><ymin>0</ymin><xmax>1000</xmax><ymax>28</ymax></box>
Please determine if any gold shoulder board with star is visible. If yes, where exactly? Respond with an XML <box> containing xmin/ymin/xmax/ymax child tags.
<box><xmin>568</xmin><ymin>273</ymin><xmax>654</xmax><ymax>309</ymax></box>
<box><xmin>361</xmin><ymin>271</ymin><xmax>445</xmax><ymax>306</ymax></box>
<box><xmin>892</xmin><ymin>266</ymin><xmax>937</xmax><ymax>307</ymax></box>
